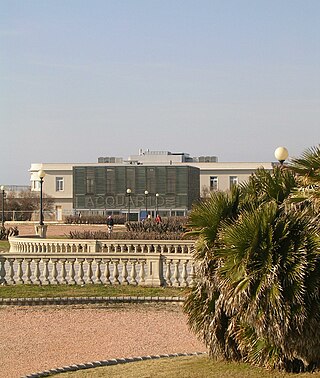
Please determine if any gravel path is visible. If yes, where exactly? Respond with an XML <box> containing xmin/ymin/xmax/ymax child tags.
<box><xmin>0</xmin><ymin>304</ymin><xmax>205</xmax><ymax>378</ymax></box>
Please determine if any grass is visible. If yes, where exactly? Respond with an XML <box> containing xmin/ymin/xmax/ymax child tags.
<box><xmin>0</xmin><ymin>284</ymin><xmax>187</xmax><ymax>298</ymax></box>
<box><xmin>0</xmin><ymin>240</ymin><xmax>9</xmax><ymax>252</ymax></box>
<box><xmin>55</xmin><ymin>355</ymin><xmax>320</xmax><ymax>377</ymax></box>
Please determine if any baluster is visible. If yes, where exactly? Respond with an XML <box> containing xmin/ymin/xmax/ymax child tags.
<box><xmin>107</xmin><ymin>244</ymin><xmax>112</xmax><ymax>253</ymax></box>
<box><xmin>25</xmin><ymin>258</ymin><xmax>32</xmax><ymax>284</ymax></box>
<box><xmin>141</xmin><ymin>245</ymin><xmax>146</xmax><ymax>253</ymax></box>
<box><xmin>7</xmin><ymin>258</ymin><xmax>15</xmax><ymax>284</ymax></box>
<box><xmin>181</xmin><ymin>260</ymin><xmax>188</xmax><ymax>287</ymax></box>
<box><xmin>190</xmin><ymin>262</ymin><xmax>196</xmax><ymax>286</ymax></box>
<box><xmin>127</xmin><ymin>244</ymin><xmax>132</xmax><ymax>253</ymax></box>
<box><xmin>120</xmin><ymin>244</ymin><xmax>125</xmax><ymax>253</ymax></box>
<box><xmin>133</xmin><ymin>244</ymin><xmax>138</xmax><ymax>253</ymax></box>
<box><xmin>50</xmin><ymin>259</ymin><xmax>58</xmax><ymax>284</ymax></box>
<box><xmin>113</xmin><ymin>260</ymin><xmax>120</xmax><ymax>285</ymax></box>
<box><xmin>174</xmin><ymin>245</ymin><xmax>179</xmax><ymax>254</ymax></box>
<box><xmin>60</xmin><ymin>259</ymin><xmax>67</xmax><ymax>284</ymax></box>
<box><xmin>77</xmin><ymin>258</ymin><xmax>85</xmax><ymax>285</ymax></box>
<box><xmin>16</xmin><ymin>258</ymin><xmax>24</xmax><ymax>284</ymax></box>
<box><xmin>173</xmin><ymin>260</ymin><xmax>180</xmax><ymax>287</ymax></box>
<box><xmin>36</xmin><ymin>259</ymin><xmax>42</xmax><ymax>284</ymax></box>
<box><xmin>0</xmin><ymin>256</ymin><xmax>6</xmax><ymax>284</ymax></box>
<box><xmin>130</xmin><ymin>260</ymin><xmax>138</xmax><ymax>286</ymax></box>
<box><xmin>94</xmin><ymin>259</ymin><xmax>102</xmax><ymax>284</ymax></box>
<box><xmin>147</xmin><ymin>245</ymin><xmax>152</xmax><ymax>253</ymax></box>
<box><xmin>121</xmin><ymin>259</ymin><xmax>129</xmax><ymax>285</ymax></box>
<box><xmin>68</xmin><ymin>259</ymin><xmax>76</xmax><ymax>284</ymax></box>
<box><xmin>86</xmin><ymin>258</ymin><xmax>94</xmax><ymax>284</ymax></box>
<box><xmin>103</xmin><ymin>259</ymin><xmax>111</xmax><ymax>285</ymax></box>
<box><xmin>165</xmin><ymin>259</ymin><xmax>172</xmax><ymax>286</ymax></box>
<box><xmin>139</xmin><ymin>260</ymin><xmax>146</xmax><ymax>285</ymax></box>
<box><xmin>42</xmin><ymin>258</ymin><xmax>50</xmax><ymax>285</ymax></box>
<box><xmin>160</xmin><ymin>245</ymin><xmax>165</xmax><ymax>254</ymax></box>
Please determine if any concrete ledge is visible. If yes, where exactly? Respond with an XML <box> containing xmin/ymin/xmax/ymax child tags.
<box><xmin>0</xmin><ymin>296</ymin><xmax>185</xmax><ymax>306</ymax></box>
<box><xmin>23</xmin><ymin>351</ymin><xmax>207</xmax><ymax>378</ymax></box>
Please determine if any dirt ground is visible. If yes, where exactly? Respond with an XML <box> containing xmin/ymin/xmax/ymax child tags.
<box><xmin>0</xmin><ymin>303</ymin><xmax>205</xmax><ymax>378</ymax></box>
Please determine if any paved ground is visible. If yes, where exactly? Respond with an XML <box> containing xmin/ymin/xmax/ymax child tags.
<box><xmin>7</xmin><ymin>222</ymin><xmax>124</xmax><ymax>238</ymax></box>
<box><xmin>0</xmin><ymin>303</ymin><xmax>205</xmax><ymax>378</ymax></box>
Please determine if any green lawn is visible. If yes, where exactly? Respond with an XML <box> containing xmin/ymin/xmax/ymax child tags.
<box><xmin>55</xmin><ymin>355</ymin><xmax>320</xmax><ymax>378</ymax></box>
<box><xmin>0</xmin><ymin>284</ymin><xmax>186</xmax><ymax>298</ymax></box>
<box><xmin>0</xmin><ymin>240</ymin><xmax>9</xmax><ymax>252</ymax></box>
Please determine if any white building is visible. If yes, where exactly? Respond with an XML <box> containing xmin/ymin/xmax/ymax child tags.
<box><xmin>29</xmin><ymin>150</ymin><xmax>273</xmax><ymax>221</ymax></box>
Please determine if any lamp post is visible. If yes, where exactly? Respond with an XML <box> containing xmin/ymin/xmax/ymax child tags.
<box><xmin>1</xmin><ymin>185</ymin><xmax>5</xmax><ymax>228</ymax></box>
<box><xmin>144</xmin><ymin>190</ymin><xmax>149</xmax><ymax>217</ymax></box>
<box><xmin>155</xmin><ymin>193</ymin><xmax>159</xmax><ymax>216</ymax></box>
<box><xmin>274</xmin><ymin>146</ymin><xmax>289</xmax><ymax>166</ymax></box>
<box><xmin>126</xmin><ymin>188</ymin><xmax>131</xmax><ymax>222</ymax></box>
<box><xmin>38</xmin><ymin>170</ymin><xmax>46</xmax><ymax>226</ymax></box>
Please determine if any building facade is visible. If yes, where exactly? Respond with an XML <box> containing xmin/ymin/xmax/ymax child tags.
<box><xmin>29</xmin><ymin>150</ymin><xmax>273</xmax><ymax>220</ymax></box>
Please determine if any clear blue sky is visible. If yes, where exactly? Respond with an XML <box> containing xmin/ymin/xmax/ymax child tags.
<box><xmin>1</xmin><ymin>0</ymin><xmax>319</xmax><ymax>184</ymax></box>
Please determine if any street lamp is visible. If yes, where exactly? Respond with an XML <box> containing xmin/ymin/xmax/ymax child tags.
<box><xmin>126</xmin><ymin>188</ymin><xmax>131</xmax><ymax>222</ymax></box>
<box><xmin>144</xmin><ymin>190</ymin><xmax>149</xmax><ymax>216</ymax></box>
<box><xmin>274</xmin><ymin>146</ymin><xmax>289</xmax><ymax>166</ymax></box>
<box><xmin>38</xmin><ymin>170</ymin><xmax>46</xmax><ymax>226</ymax></box>
<box><xmin>0</xmin><ymin>185</ymin><xmax>5</xmax><ymax>228</ymax></box>
<box><xmin>155</xmin><ymin>193</ymin><xmax>159</xmax><ymax>216</ymax></box>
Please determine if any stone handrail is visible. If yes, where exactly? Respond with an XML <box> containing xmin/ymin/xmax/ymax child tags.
<box><xmin>0</xmin><ymin>237</ymin><xmax>196</xmax><ymax>287</ymax></box>
<box><xmin>8</xmin><ymin>237</ymin><xmax>194</xmax><ymax>255</ymax></box>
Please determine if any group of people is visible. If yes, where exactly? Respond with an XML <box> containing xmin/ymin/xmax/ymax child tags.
<box><xmin>106</xmin><ymin>213</ymin><xmax>162</xmax><ymax>233</ymax></box>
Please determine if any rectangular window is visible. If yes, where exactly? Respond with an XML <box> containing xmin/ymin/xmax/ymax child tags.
<box><xmin>126</xmin><ymin>167</ymin><xmax>136</xmax><ymax>192</ymax></box>
<box><xmin>86</xmin><ymin>178</ymin><xmax>94</xmax><ymax>194</ymax></box>
<box><xmin>210</xmin><ymin>176</ymin><xmax>218</xmax><ymax>191</ymax></box>
<box><xmin>167</xmin><ymin>168</ymin><xmax>176</xmax><ymax>194</ymax></box>
<box><xmin>86</xmin><ymin>168</ymin><xmax>95</xmax><ymax>194</ymax></box>
<box><xmin>32</xmin><ymin>180</ymin><xmax>40</xmax><ymax>191</ymax></box>
<box><xmin>229</xmin><ymin>176</ymin><xmax>238</xmax><ymax>189</ymax></box>
<box><xmin>56</xmin><ymin>177</ymin><xmax>64</xmax><ymax>192</ymax></box>
<box><xmin>106</xmin><ymin>168</ymin><xmax>115</xmax><ymax>193</ymax></box>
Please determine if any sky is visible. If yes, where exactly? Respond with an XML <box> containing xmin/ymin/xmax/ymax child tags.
<box><xmin>1</xmin><ymin>0</ymin><xmax>320</xmax><ymax>184</ymax></box>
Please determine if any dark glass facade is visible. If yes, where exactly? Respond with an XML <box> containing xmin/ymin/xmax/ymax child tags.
<box><xmin>73</xmin><ymin>165</ymin><xmax>200</xmax><ymax>215</ymax></box>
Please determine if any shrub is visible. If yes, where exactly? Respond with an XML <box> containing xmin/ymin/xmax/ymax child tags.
<box><xmin>65</xmin><ymin>214</ymin><xmax>126</xmax><ymax>225</ymax></box>
<box><xmin>0</xmin><ymin>226</ymin><xmax>19</xmax><ymax>240</ymax></box>
<box><xmin>67</xmin><ymin>217</ymin><xmax>190</xmax><ymax>240</ymax></box>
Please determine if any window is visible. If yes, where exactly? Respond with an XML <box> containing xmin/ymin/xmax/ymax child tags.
<box><xmin>32</xmin><ymin>180</ymin><xmax>40</xmax><ymax>191</ymax></box>
<box><xmin>229</xmin><ymin>176</ymin><xmax>238</xmax><ymax>189</ymax></box>
<box><xmin>56</xmin><ymin>177</ymin><xmax>64</xmax><ymax>192</ymax></box>
<box><xmin>210</xmin><ymin>176</ymin><xmax>218</xmax><ymax>191</ymax></box>
<box><xmin>167</xmin><ymin>168</ymin><xmax>176</xmax><ymax>193</ymax></box>
<box><xmin>86</xmin><ymin>168</ymin><xmax>95</xmax><ymax>194</ymax></box>
<box><xmin>86</xmin><ymin>178</ymin><xmax>94</xmax><ymax>194</ymax></box>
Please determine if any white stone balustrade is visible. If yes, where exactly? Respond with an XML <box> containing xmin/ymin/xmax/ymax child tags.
<box><xmin>0</xmin><ymin>237</ymin><xmax>196</xmax><ymax>287</ymax></box>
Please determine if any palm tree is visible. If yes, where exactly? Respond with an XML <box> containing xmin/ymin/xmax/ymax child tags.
<box><xmin>184</xmin><ymin>165</ymin><xmax>320</xmax><ymax>372</ymax></box>
<box><xmin>290</xmin><ymin>144</ymin><xmax>320</xmax><ymax>211</ymax></box>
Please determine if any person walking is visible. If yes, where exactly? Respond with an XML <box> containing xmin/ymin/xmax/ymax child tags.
<box><xmin>107</xmin><ymin>215</ymin><xmax>114</xmax><ymax>234</ymax></box>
